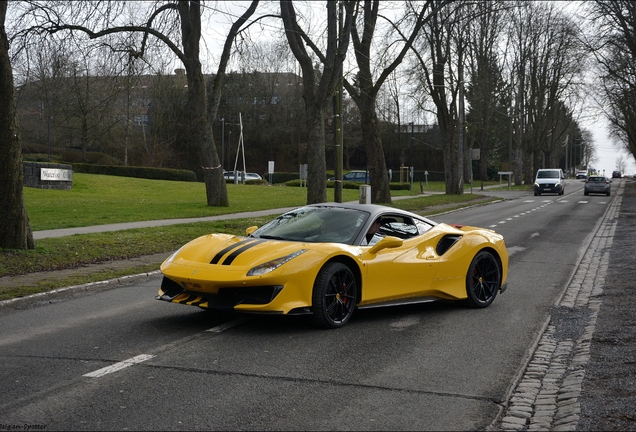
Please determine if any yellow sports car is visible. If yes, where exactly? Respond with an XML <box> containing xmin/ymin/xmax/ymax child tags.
<box><xmin>157</xmin><ymin>203</ymin><xmax>508</xmax><ymax>328</ymax></box>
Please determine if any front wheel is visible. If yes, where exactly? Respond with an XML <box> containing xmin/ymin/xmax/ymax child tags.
<box><xmin>466</xmin><ymin>250</ymin><xmax>500</xmax><ymax>308</ymax></box>
<box><xmin>312</xmin><ymin>262</ymin><xmax>357</xmax><ymax>329</ymax></box>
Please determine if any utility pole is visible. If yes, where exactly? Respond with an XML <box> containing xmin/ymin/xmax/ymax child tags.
<box><xmin>334</xmin><ymin>0</ymin><xmax>344</xmax><ymax>203</ymax></box>
<box><xmin>221</xmin><ymin>118</ymin><xmax>225</xmax><ymax>171</ymax></box>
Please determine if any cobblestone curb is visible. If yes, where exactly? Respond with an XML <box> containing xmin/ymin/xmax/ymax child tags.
<box><xmin>495</xmin><ymin>183</ymin><xmax>623</xmax><ymax>431</ymax></box>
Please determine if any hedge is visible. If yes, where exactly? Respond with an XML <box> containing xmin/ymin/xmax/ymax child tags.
<box><xmin>72</xmin><ymin>163</ymin><xmax>198</xmax><ymax>182</ymax></box>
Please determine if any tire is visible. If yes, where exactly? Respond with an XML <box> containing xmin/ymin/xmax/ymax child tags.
<box><xmin>312</xmin><ymin>262</ymin><xmax>357</xmax><ymax>329</ymax></box>
<box><xmin>465</xmin><ymin>250</ymin><xmax>500</xmax><ymax>308</ymax></box>
<box><xmin>584</xmin><ymin>191</ymin><xmax>589</xmax><ymax>196</ymax></box>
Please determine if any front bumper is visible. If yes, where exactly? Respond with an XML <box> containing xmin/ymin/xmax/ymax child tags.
<box><xmin>534</xmin><ymin>184</ymin><xmax>562</xmax><ymax>193</ymax></box>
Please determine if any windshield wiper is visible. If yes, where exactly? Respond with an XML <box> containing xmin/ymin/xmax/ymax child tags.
<box><xmin>257</xmin><ymin>235</ymin><xmax>287</xmax><ymax>240</ymax></box>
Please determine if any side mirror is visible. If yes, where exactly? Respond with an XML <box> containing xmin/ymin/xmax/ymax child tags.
<box><xmin>369</xmin><ymin>236</ymin><xmax>403</xmax><ymax>254</ymax></box>
<box><xmin>246</xmin><ymin>226</ymin><xmax>258</xmax><ymax>235</ymax></box>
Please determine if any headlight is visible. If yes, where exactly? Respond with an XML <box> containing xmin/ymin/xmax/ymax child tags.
<box><xmin>164</xmin><ymin>246</ymin><xmax>184</xmax><ymax>265</ymax></box>
<box><xmin>247</xmin><ymin>249</ymin><xmax>307</xmax><ymax>276</ymax></box>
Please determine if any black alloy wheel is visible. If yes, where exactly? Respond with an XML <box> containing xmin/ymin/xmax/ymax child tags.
<box><xmin>312</xmin><ymin>262</ymin><xmax>357</xmax><ymax>329</ymax></box>
<box><xmin>466</xmin><ymin>250</ymin><xmax>500</xmax><ymax>308</ymax></box>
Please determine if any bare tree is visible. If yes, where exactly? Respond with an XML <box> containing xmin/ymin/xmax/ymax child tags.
<box><xmin>343</xmin><ymin>0</ymin><xmax>442</xmax><ymax>202</ymax></box>
<box><xmin>410</xmin><ymin>0</ymin><xmax>466</xmax><ymax>194</ymax></box>
<box><xmin>464</xmin><ymin>1</ymin><xmax>508</xmax><ymax>182</ymax></box>
<box><xmin>586</xmin><ymin>0</ymin><xmax>636</xmax><ymax>165</ymax></box>
<box><xmin>0</xmin><ymin>0</ymin><xmax>34</xmax><ymax>249</ymax></box>
<box><xmin>280</xmin><ymin>0</ymin><xmax>355</xmax><ymax>204</ymax></box>
<box><xmin>504</xmin><ymin>2</ymin><xmax>585</xmax><ymax>183</ymax></box>
<box><xmin>18</xmin><ymin>0</ymin><xmax>259</xmax><ymax>206</ymax></box>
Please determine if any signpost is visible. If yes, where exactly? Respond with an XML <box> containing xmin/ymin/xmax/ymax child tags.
<box><xmin>300</xmin><ymin>164</ymin><xmax>308</xmax><ymax>187</ymax></box>
<box><xmin>498</xmin><ymin>171</ymin><xmax>513</xmax><ymax>190</ymax></box>
<box><xmin>268</xmin><ymin>161</ymin><xmax>274</xmax><ymax>184</ymax></box>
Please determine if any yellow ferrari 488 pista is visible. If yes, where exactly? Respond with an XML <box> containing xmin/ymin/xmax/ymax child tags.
<box><xmin>157</xmin><ymin>203</ymin><xmax>508</xmax><ymax>328</ymax></box>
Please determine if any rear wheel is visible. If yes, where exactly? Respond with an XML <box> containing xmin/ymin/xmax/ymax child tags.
<box><xmin>312</xmin><ymin>262</ymin><xmax>357</xmax><ymax>329</ymax></box>
<box><xmin>466</xmin><ymin>250</ymin><xmax>500</xmax><ymax>308</ymax></box>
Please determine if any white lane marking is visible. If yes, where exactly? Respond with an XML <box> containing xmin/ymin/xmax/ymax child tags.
<box><xmin>579</xmin><ymin>201</ymin><xmax>588</xmax><ymax>204</ymax></box>
<box><xmin>530</xmin><ymin>232</ymin><xmax>540</xmax><ymax>239</ymax></box>
<box><xmin>84</xmin><ymin>354</ymin><xmax>155</xmax><ymax>378</ymax></box>
<box><xmin>206</xmin><ymin>317</ymin><xmax>250</xmax><ymax>333</ymax></box>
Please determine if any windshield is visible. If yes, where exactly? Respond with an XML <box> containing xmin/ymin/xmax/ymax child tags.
<box><xmin>250</xmin><ymin>206</ymin><xmax>369</xmax><ymax>244</ymax></box>
<box><xmin>537</xmin><ymin>170</ymin><xmax>560</xmax><ymax>179</ymax></box>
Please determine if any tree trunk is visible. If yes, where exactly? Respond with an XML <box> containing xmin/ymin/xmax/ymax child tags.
<box><xmin>305</xmin><ymin>103</ymin><xmax>327</xmax><ymax>204</ymax></box>
<box><xmin>179</xmin><ymin>1</ymin><xmax>229</xmax><ymax>207</ymax></box>
<box><xmin>280</xmin><ymin>0</ymin><xmax>354</xmax><ymax>205</ymax></box>
<box><xmin>359</xmin><ymin>99</ymin><xmax>391</xmax><ymax>203</ymax></box>
<box><xmin>184</xmin><ymin>60</ymin><xmax>228</xmax><ymax>206</ymax></box>
<box><xmin>0</xmin><ymin>1</ymin><xmax>34</xmax><ymax>249</ymax></box>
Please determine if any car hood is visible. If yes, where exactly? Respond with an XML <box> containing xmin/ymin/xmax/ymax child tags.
<box><xmin>163</xmin><ymin>233</ymin><xmax>330</xmax><ymax>269</ymax></box>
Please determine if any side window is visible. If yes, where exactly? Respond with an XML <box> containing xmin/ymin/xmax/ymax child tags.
<box><xmin>378</xmin><ymin>216</ymin><xmax>419</xmax><ymax>239</ymax></box>
<box><xmin>415</xmin><ymin>219</ymin><xmax>434</xmax><ymax>235</ymax></box>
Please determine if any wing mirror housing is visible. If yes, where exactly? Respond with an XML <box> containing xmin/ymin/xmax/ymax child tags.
<box><xmin>246</xmin><ymin>226</ymin><xmax>258</xmax><ymax>236</ymax></box>
<box><xmin>369</xmin><ymin>236</ymin><xmax>403</xmax><ymax>254</ymax></box>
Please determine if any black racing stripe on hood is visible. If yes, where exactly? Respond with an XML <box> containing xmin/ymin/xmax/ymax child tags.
<box><xmin>222</xmin><ymin>239</ymin><xmax>267</xmax><ymax>265</ymax></box>
<box><xmin>210</xmin><ymin>238</ymin><xmax>255</xmax><ymax>264</ymax></box>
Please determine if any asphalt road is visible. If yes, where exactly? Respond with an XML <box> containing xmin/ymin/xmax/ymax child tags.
<box><xmin>0</xmin><ymin>179</ymin><xmax>625</xmax><ymax>431</ymax></box>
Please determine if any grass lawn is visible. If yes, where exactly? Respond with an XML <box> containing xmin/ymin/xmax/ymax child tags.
<box><xmin>25</xmin><ymin>173</ymin><xmax>426</xmax><ymax>230</ymax></box>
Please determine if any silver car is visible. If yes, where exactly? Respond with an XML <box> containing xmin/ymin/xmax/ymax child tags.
<box><xmin>584</xmin><ymin>175</ymin><xmax>611</xmax><ymax>196</ymax></box>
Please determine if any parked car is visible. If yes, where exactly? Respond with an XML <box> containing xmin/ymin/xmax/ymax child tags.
<box><xmin>224</xmin><ymin>171</ymin><xmax>263</xmax><ymax>182</ymax></box>
<box><xmin>612</xmin><ymin>170</ymin><xmax>622</xmax><ymax>179</ymax></box>
<box><xmin>328</xmin><ymin>170</ymin><xmax>370</xmax><ymax>183</ymax></box>
<box><xmin>534</xmin><ymin>168</ymin><xmax>566</xmax><ymax>196</ymax></box>
<box><xmin>157</xmin><ymin>203</ymin><xmax>508</xmax><ymax>328</ymax></box>
<box><xmin>584</xmin><ymin>175</ymin><xmax>611</xmax><ymax>196</ymax></box>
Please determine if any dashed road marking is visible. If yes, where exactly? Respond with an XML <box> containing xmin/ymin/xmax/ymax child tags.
<box><xmin>206</xmin><ymin>317</ymin><xmax>250</xmax><ymax>333</ymax></box>
<box><xmin>84</xmin><ymin>354</ymin><xmax>155</xmax><ymax>378</ymax></box>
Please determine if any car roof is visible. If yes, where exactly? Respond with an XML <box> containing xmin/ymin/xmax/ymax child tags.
<box><xmin>305</xmin><ymin>202</ymin><xmax>437</xmax><ymax>224</ymax></box>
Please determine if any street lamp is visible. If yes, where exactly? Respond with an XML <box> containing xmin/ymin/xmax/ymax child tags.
<box><xmin>409</xmin><ymin>122</ymin><xmax>414</xmax><ymax>190</ymax></box>
<box><xmin>221</xmin><ymin>118</ymin><xmax>225</xmax><ymax>171</ymax></box>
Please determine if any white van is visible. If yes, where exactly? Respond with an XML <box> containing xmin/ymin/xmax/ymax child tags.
<box><xmin>534</xmin><ymin>168</ymin><xmax>566</xmax><ymax>196</ymax></box>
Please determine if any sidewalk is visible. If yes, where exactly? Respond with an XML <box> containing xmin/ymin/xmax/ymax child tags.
<box><xmin>32</xmin><ymin>187</ymin><xmax>515</xmax><ymax>240</ymax></box>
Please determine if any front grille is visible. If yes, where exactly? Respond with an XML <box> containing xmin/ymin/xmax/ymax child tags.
<box><xmin>159</xmin><ymin>276</ymin><xmax>283</xmax><ymax>308</ymax></box>
<box><xmin>218</xmin><ymin>286</ymin><xmax>284</xmax><ymax>305</ymax></box>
